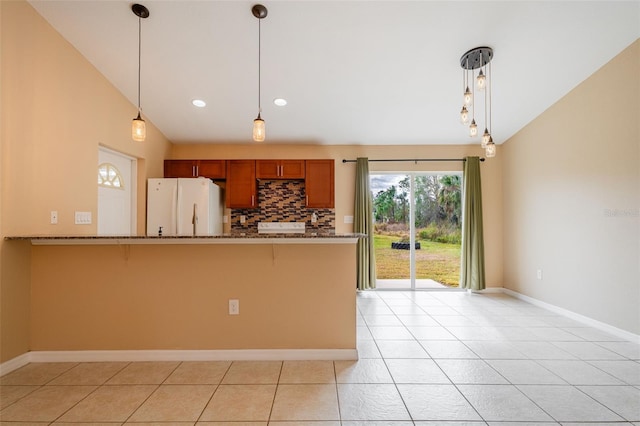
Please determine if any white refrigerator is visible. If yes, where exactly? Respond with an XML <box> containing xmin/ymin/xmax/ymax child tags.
<box><xmin>147</xmin><ymin>178</ymin><xmax>223</xmax><ymax>236</ymax></box>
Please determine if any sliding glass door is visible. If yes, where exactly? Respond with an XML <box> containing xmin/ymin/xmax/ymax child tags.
<box><xmin>371</xmin><ymin>173</ymin><xmax>462</xmax><ymax>290</ymax></box>
<box><xmin>370</xmin><ymin>174</ymin><xmax>411</xmax><ymax>288</ymax></box>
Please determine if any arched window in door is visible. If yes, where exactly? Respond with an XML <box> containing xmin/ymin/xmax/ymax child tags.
<box><xmin>97</xmin><ymin>163</ymin><xmax>124</xmax><ymax>189</ymax></box>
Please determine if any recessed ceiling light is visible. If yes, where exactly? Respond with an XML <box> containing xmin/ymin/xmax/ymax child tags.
<box><xmin>192</xmin><ymin>99</ymin><xmax>206</xmax><ymax>107</ymax></box>
<box><xmin>273</xmin><ymin>98</ymin><xmax>287</xmax><ymax>106</ymax></box>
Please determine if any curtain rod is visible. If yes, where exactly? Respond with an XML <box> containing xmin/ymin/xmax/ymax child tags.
<box><xmin>341</xmin><ymin>158</ymin><xmax>485</xmax><ymax>163</ymax></box>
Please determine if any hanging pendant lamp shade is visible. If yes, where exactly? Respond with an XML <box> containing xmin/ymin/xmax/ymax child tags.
<box><xmin>469</xmin><ymin>119</ymin><xmax>478</xmax><ymax>137</ymax></box>
<box><xmin>132</xmin><ymin>112</ymin><xmax>146</xmax><ymax>141</ymax></box>
<box><xmin>485</xmin><ymin>137</ymin><xmax>496</xmax><ymax>158</ymax></box>
<box><xmin>476</xmin><ymin>69</ymin><xmax>486</xmax><ymax>91</ymax></box>
<box><xmin>460</xmin><ymin>106</ymin><xmax>469</xmax><ymax>125</ymax></box>
<box><xmin>253</xmin><ymin>113</ymin><xmax>265</xmax><ymax>142</ymax></box>
<box><xmin>481</xmin><ymin>128</ymin><xmax>490</xmax><ymax>148</ymax></box>
<box><xmin>131</xmin><ymin>4</ymin><xmax>149</xmax><ymax>142</ymax></box>
<box><xmin>252</xmin><ymin>4</ymin><xmax>268</xmax><ymax>142</ymax></box>
<box><xmin>463</xmin><ymin>86</ymin><xmax>473</xmax><ymax>107</ymax></box>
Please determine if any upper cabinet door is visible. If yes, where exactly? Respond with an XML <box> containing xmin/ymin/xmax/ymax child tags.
<box><xmin>256</xmin><ymin>160</ymin><xmax>305</xmax><ymax>179</ymax></box>
<box><xmin>164</xmin><ymin>160</ymin><xmax>198</xmax><ymax>178</ymax></box>
<box><xmin>255</xmin><ymin>160</ymin><xmax>280</xmax><ymax>179</ymax></box>
<box><xmin>197</xmin><ymin>160</ymin><xmax>226</xmax><ymax>179</ymax></box>
<box><xmin>305</xmin><ymin>160</ymin><xmax>334</xmax><ymax>208</ymax></box>
<box><xmin>280</xmin><ymin>160</ymin><xmax>305</xmax><ymax>179</ymax></box>
<box><xmin>226</xmin><ymin>160</ymin><xmax>257</xmax><ymax>209</ymax></box>
<box><xmin>164</xmin><ymin>160</ymin><xmax>225</xmax><ymax>179</ymax></box>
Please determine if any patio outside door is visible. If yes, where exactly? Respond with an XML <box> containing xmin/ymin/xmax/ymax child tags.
<box><xmin>371</xmin><ymin>173</ymin><xmax>462</xmax><ymax>290</ymax></box>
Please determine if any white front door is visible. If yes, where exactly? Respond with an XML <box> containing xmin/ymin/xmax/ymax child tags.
<box><xmin>98</xmin><ymin>148</ymin><xmax>136</xmax><ymax>235</ymax></box>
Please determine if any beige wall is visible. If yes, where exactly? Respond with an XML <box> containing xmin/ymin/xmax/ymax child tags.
<box><xmin>30</xmin><ymin>243</ymin><xmax>356</xmax><ymax>351</ymax></box>
<box><xmin>0</xmin><ymin>1</ymin><xmax>172</xmax><ymax>362</ymax></box>
<box><xmin>1</xmin><ymin>1</ymin><xmax>172</xmax><ymax>237</ymax></box>
<box><xmin>171</xmin><ymin>144</ymin><xmax>504</xmax><ymax>288</ymax></box>
<box><xmin>502</xmin><ymin>40</ymin><xmax>640</xmax><ymax>335</ymax></box>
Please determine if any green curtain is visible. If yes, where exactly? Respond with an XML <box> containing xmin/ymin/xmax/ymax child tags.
<box><xmin>354</xmin><ymin>158</ymin><xmax>376</xmax><ymax>290</ymax></box>
<box><xmin>460</xmin><ymin>156</ymin><xmax>486</xmax><ymax>291</ymax></box>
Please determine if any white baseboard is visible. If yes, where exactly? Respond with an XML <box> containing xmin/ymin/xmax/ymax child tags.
<box><xmin>1</xmin><ymin>348</ymin><xmax>358</xmax><ymax>377</ymax></box>
<box><xmin>0</xmin><ymin>353</ymin><xmax>30</xmax><ymax>377</ymax></box>
<box><xmin>28</xmin><ymin>349</ymin><xmax>358</xmax><ymax>363</ymax></box>
<box><xmin>500</xmin><ymin>288</ymin><xmax>640</xmax><ymax>344</ymax></box>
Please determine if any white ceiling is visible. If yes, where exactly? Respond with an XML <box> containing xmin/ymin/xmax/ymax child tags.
<box><xmin>29</xmin><ymin>1</ymin><xmax>639</xmax><ymax>145</ymax></box>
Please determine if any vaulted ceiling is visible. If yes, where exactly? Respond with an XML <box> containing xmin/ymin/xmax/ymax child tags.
<box><xmin>30</xmin><ymin>1</ymin><xmax>639</xmax><ymax>145</ymax></box>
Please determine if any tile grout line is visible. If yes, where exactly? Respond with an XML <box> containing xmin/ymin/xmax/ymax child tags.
<box><xmin>46</xmin><ymin>361</ymin><xmax>133</xmax><ymax>424</ymax></box>
<box><xmin>265</xmin><ymin>360</ymin><xmax>284</xmax><ymax>423</ymax></box>
<box><xmin>194</xmin><ymin>360</ymin><xmax>232</xmax><ymax>423</ymax></box>
<box><xmin>120</xmin><ymin>360</ymin><xmax>179</xmax><ymax>423</ymax></box>
<box><xmin>333</xmin><ymin>359</ymin><xmax>343</xmax><ymax>424</ymax></box>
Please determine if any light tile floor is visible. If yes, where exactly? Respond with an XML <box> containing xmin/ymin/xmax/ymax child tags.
<box><xmin>1</xmin><ymin>291</ymin><xmax>639</xmax><ymax>425</ymax></box>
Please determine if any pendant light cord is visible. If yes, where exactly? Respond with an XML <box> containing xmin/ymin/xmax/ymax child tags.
<box><xmin>484</xmin><ymin>61</ymin><xmax>487</xmax><ymax>130</ymax></box>
<box><xmin>137</xmin><ymin>15</ymin><xmax>142</xmax><ymax>114</ymax></box>
<box><xmin>488</xmin><ymin>61</ymin><xmax>492</xmax><ymax>133</ymax></box>
<box><xmin>258</xmin><ymin>17</ymin><xmax>262</xmax><ymax>114</ymax></box>
<box><xmin>471</xmin><ymin>58</ymin><xmax>475</xmax><ymax>121</ymax></box>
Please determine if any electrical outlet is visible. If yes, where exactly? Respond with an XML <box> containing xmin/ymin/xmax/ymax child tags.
<box><xmin>223</xmin><ymin>215</ymin><xmax>228</xmax><ymax>224</ymax></box>
<box><xmin>344</xmin><ymin>215</ymin><xmax>354</xmax><ymax>224</ymax></box>
<box><xmin>50</xmin><ymin>211</ymin><xmax>58</xmax><ymax>224</ymax></box>
<box><xmin>229</xmin><ymin>299</ymin><xmax>239</xmax><ymax>315</ymax></box>
<box><xmin>536</xmin><ymin>269</ymin><xmax>543</xmax><ymax>280</ymax></box>
<box><xmin>240</xmin><ymin>215</ymin><xmax>246</xmax><ymax>224</ymax></box>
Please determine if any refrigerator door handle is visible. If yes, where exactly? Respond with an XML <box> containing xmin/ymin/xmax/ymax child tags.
<box><xmin>175</xmin><ymin>182</ymin><xmax>181</xmax><ymax>235</ymax></box>
<box><xmin>192</xmin><ymin>203</ymin><xmax>198</xmax><ymax>236</ymax></box>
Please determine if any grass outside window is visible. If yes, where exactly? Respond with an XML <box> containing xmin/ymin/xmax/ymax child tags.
<box><xmin>374</xmin><ymin>234</ymin><xmax>461</xmax><ymax>287</ymax></box>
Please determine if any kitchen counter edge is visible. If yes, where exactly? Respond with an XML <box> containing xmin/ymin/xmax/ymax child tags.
<box><xmin>5</xmin><ymin>234</ymin><xmax>365</xmax><ymax>246</ymax></box>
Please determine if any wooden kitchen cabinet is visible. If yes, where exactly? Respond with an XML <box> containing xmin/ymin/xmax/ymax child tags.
<box><xmin>305</xmin><ymin>160</ymin><xmax>334</xmax><ymax>208</ymax></box>
<box><xmin>226</xmin><ymin>160</ymin><xmax>257</xmax><ymax>208</ymax></box>
<box><xmin>164</xmin><ymin>160</ymin><xmax>226</xmax><ymax>179</ymax></box>
<box><xmin>256</xmin><ymin>160</ymin><xmax>305</xmax><ymax>179</ymax></box>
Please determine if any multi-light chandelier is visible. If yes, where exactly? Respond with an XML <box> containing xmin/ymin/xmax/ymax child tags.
<box><xmin>459</xmin><ymin>47</ymin><xmax>495</xmax><ymax>158</ymax></box>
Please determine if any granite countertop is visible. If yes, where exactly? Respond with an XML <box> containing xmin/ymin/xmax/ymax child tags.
<box><xmin>5</xmin><ymin>233</ymin><xmax>365</xmax><ymax>245</ymax></box>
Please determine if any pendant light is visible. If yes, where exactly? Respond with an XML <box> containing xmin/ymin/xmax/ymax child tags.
<box><xmin>477</xmin><ymin>70</ymin><xmax>486</xmax><ymax>91</ymax></box>
<box><xmin>463</xmin><ymin>58</ymin><xmax>473</xmax><ymax>107</ymax></box>
<box><xmin>252</xmin><ymin>4</ymin><xmax>268</xmax><ymax>142</ymax></box>
<box><xmin>469</xmin><ymin>119</ymin><xmax>478</xmax><ymax>137</ymax></box>
<box><xmin>131</xmin><ymin>4</ymin><xmax>149</xmax><ymax>142</ymax></box>
<box><xmin>481</xmin><ymin>56</ymin><xmax>490</xmax><ymax>148</ymax></box>
<box><xmin>460</xmin><ymin>106</ymin><xmax>469</xmax><ymax>125</ymax></box>
<box><xmin>486</xmin><ymin>137</ymin><xmax>496</xmax><ymax>158</ymax></box>
<box><xmin>468</xmin><ymin>56</ymin><xmax>477</xmax><ymax>137</ymax></box>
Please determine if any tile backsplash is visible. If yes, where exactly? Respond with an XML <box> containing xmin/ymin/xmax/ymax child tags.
<box><xmin>231</xmin><ymin>180</ymin><xmax>334</xmax><ymax>234</ymax></box>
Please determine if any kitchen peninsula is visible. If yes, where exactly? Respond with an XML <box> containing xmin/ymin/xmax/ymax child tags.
<box><xmin>7</xmin><ymin>233</ymin><xmax>361</xmax><ymax>361</ymax></box>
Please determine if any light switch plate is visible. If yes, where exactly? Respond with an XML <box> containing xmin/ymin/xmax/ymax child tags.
<box><xmin>50</xmin><ymin>211</ymin><xmax>58</xmax><ymax>224</ymax></box>
<box><xmin>344</xmin><ymin>215</ymin><xmax>354</xmax><ymax>224</ymax></box>
<box><xmin>75</xmin><ymin>211</ymin><xmax>92</xmax><ymax>225</ymax></box>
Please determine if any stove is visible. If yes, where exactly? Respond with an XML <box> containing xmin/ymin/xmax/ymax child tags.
<box><xmin>257</xmin><ymin>222</ymin><xmax>306</xmax><ymax>234</ymax></box>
